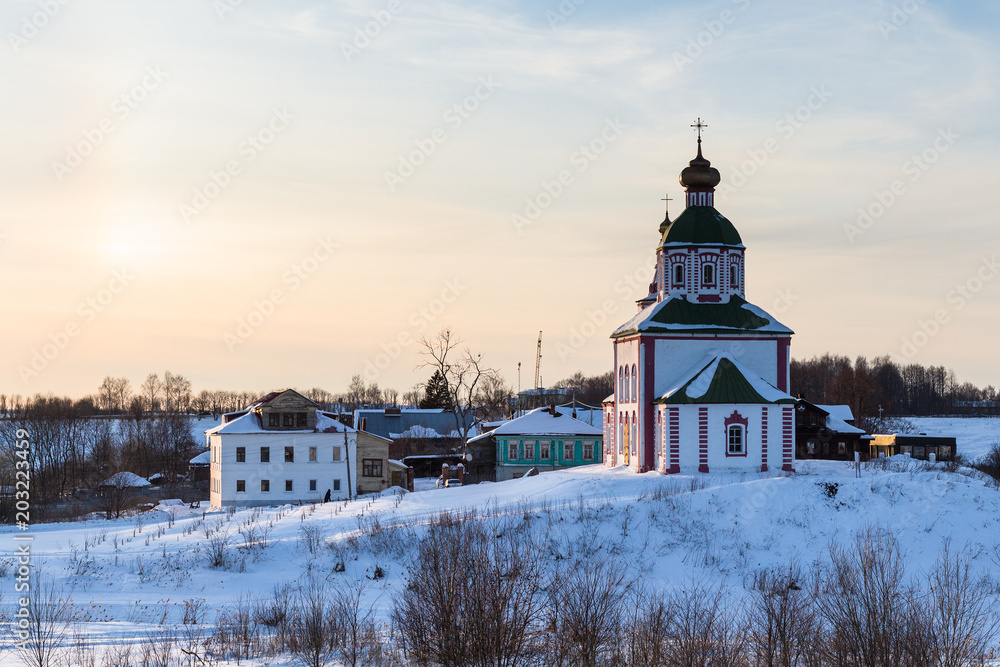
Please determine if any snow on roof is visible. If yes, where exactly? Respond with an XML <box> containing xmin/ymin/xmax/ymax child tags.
<box><xmin>388</xmin><ymin>424</ymin><xmax>463</xmax><ymax>440</ymax></box>
<box><xmin>817</xmin><ymin>405</ymin><xmax>855</xmax><ymax>422</ymax></box>
<box><xmin>656</xmin><ymin>351</ymin><xmax>795</xmax><ymax>405</ymax></box>
<box><xmin>103</xmin><ymin>472</ymin><xmax>151</xmax><ymax>488</ymax></box>
<box><xmin>209</xmin><ymin>410</ymin><xmax>352</xmax><ymax>435</ymax></box>
<box><xmin>189</xmin><ymin>450</ymin><xmax>211</xmax><ymax>465</ymax></box>
<box><xmin>826</xmin><ymin>415</ymin><xmax>866</xmax><ymax>435</ymax></box>
<box><xmin>490</xmin><ymin>408</ymin><xmax>602</xmax><ymax>437</ymax></box>
<box><xmin>613</xmin><ymin>295</ymin><xmax>793</xmax><ymax>338</ymax></box>
<box><xmin>387</xmin><ymin>459</ymin><xmax>409</xmax><ymax>468</ymax></box>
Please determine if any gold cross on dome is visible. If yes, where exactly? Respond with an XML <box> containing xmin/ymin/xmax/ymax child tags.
<box><xmin>691</xmin><ymin>117</ymin><xmax>707</xmax><ymax>141</ymax></box>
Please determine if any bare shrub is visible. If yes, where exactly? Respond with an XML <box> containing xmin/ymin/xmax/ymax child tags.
<box><xmin>206</xmin><ymin>533</ymin><xmax>231</xmax><ymax>569</ymax></box>
<box><xmin>747</xmin><ymin>564</ymin><xmax>821</xmax><ymax>667</ymax></box>
<box><xmin>815</xmin><ymin>526</ymin><xmax>911</xmax><ymax>667</ymax></box>
<box><xmin>665</xmin><ymin>580</ymin><xmax>748</xmax><ymax>667</ymax></box>
<box><xmin>618</xmin><ymin>587</ymin><xmax>675</xmax><ymax>667</ymax></box>
<box><xmin>973</xmin><ymin>442</ymin><xmax>1000</xmax><ymax>484</ymax></box>
<box><xmin>545</xmin><ymin>558</ymin><xmax>628</xmax><ymax>667</ymax></box>
<box><xmin>288</xmin><ymin>577</ymin><xmax>339</xmax><ymax>667</ymax></box>
<box><xmin>14</xmin><ymin>575</ymin><xmax>73</xmax><ymax>667</ymax></box>
<box><xmin>393</xmin><ymin>512</ymin><xmax>544</xmax><ymax>667</ymax></box>
<box><xmin>211</xmin><ymin>592</ymin><xmax>261</xmax><ymax>662</ymax></box>
<box><xmin>913</xmin><ymin>541</ymin><xmax>1000</xmax><ymax>667</ymax></box>
<box><xmin>300</xmin><ymin>524</ymin><xmax>327</xmax><ymax>555</ymax></box>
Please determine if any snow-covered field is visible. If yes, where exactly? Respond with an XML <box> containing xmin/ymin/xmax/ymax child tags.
<box><xmin>910</xmin><ymin>416</ymin><xmax>1000</xmax><ymax>460</ymax></box>
<box><xmin>3</xmin><ymin>418</ymin><xmax>1000</xmax><ymax>665</ymax></box>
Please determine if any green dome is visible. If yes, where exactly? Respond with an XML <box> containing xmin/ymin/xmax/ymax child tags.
<box><xmin>660</xmin><ymin>206</ymin><xmax>742</xmax><ymax>246</ymax></box>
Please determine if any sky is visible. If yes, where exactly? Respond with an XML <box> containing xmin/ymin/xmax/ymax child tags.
<box><xmin>2</xmin><ymin>0</ymin><xmax>999</xmax><ymax>399</ymax></box>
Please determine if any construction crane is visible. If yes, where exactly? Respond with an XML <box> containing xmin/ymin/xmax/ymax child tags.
<box><xmin>534</xmin><ymin>331</ymin><xmax>543</xmax><ymax>393</ymax></box>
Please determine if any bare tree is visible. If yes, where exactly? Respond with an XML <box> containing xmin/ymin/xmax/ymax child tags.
<box><xmin>418</xmin><ymin>328</ymin><xmax>499</xmax><ymax>443</ymax></box>
<box><xmin>748</xmin><ymin>564</ymin><xmax>821</xmax><ymax>667</ymax></box>
<box><xmin>162</xmin><ymin>371</ymin><xmax>192</xmax><ymax>414</ymax></box>
<box><xmin>140</xmin><ymin>374</ymin><xmax>162</xmax><ymax>414</ymax></box>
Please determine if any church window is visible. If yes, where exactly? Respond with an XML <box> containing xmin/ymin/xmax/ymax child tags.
<box><xmin>618</xmin><ymin>366</ymin><xmax>624</xmax><ymax>399</ymax></box>
<box><xmin>728</xmin><ymin>425</ymin><xmax>744</xmax><ymax>455</ymax></box>
<box><xmin>730</xmin><ymin>264</ymin><xmax>738</xmax><ymax>286</ymax></box>
<box><xmin>703</xmin><ymin>263</ymin><xmax>715</xmax><ymax>285</ymax></box>
<box><xmin>674</xmin><ymin>263</ymin><xmax>684</xmax><ymax>284</ymax></box>
<box><xmin>631</xmin><ymin>365</ymin><xmax>637</xmax><ymax>400</ymax></box>
<box><xmin>624</xmin><ymin>366</ymin><xmax>630</xmax><ymax>402</ymax></box>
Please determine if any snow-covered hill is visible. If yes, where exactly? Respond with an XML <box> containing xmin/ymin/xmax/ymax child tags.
<box><xmin>4</xmin><ymin>454</ymin><xmax>1000</xmax><ymax>665</ymax></box>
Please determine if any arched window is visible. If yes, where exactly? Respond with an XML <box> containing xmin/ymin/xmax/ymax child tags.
<box><xmin>631</xmin><ymin>364</ymin><xmax>637</xmax><ymax>400</ymax></box>
<box><xmin>730</xmin><ymin>264</ymin><xmax>738</xmax><ymax>286</ymax></box>
<box><xmin>674</xmin><ymin>263</ymin><xmax>684</xmax><ymax>284</ymax></box>
<box><xmin>631</xmin><ymin>412</ymin><xmax>637</xmax><ymax>454</ymax></box>
<box><xmin>703</xmin><ymin>263</ymin><xmax>715</xmax><ymax>285</ymax></box>
<box><xmin>624</xmin><ymin>366</ymin><xmax>630</xmax><ymax>402</ymax></box>
<box><xmin>728</xmin><ymin>425</ymin><xmax>744</xmax><ymax>455</ymax></box>
<box><xmin>618</xmin><ymin>366</ymin><xmax>623</xmax><ymax>399</ymax></box>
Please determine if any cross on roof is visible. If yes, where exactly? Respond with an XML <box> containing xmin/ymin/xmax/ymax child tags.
<box><xmin>691</xmin><ymin>117</ymin><xmax>708</xmax><ymax>142</ymax></box>
<box><xmin>661</xmin><ymin>193</ymin><xmax>672</xmax><ymax>213</ymax></box>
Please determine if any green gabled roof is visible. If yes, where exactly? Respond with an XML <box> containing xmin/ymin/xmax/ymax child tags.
<box><xmin>660</xmin><ymin>206</ymin><xmax>742</xmax><ymax>246</ymax></box>
<box><xmin>655</xmin><ymin>357</ymin><xmax>796</xmax><ymax>405</ymax></box>
<box><xmin>612</xmin><ymin>295</ymin><xmax>792</xmax><ymax>337</ymax></box>
<box><xmin>649</xmin><ymin>295</ymin><xmax>769</xmax><ymax>329</ymax></box>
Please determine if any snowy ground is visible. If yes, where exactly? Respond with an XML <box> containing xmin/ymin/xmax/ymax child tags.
<box><xmin>3</xmin><ymin>417</ymin><xmax>1000</xmax><ymax>665</ymax></box>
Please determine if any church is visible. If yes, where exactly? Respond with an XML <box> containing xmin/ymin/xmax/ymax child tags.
<box><xmin>603</xmin><ymin>121</ymin><xmax>796</xmax><ymax>474</ymax></box>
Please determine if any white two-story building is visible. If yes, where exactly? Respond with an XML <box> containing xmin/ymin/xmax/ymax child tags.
<box><xmin>208</xmin><ymin>389</ymin><xmax>358</xmax><ymax>508</ymax></box>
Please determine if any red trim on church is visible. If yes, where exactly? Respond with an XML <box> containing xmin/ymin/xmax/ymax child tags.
<box><xmin>698</xmin><ymin>407</ymin><xmax>709</xmax><ymax>473</ymax></box>
<box><xmin>642</xmin><ymin>340</ymin><xmax>656</xmax><ymax>472</ymax></box>
<box><xmin>760</xmin><ymin>407</ymin><xmax>769</xmax><ymax>472</ymax></box>
<box><xmin>781</xmin><ymin>406</ymin><xmax>794</xmax><ymax>472</ymax></box>
<box><xmin>668</xmin><ymin>407</ymin><xmax>680</xmax><ymax>473</ymax></box>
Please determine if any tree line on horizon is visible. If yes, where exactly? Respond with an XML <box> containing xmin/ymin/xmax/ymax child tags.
<box><xmin>792</xmin><ymin>353</ymin><xmax>997</xmax><ymax>431</ymax></box>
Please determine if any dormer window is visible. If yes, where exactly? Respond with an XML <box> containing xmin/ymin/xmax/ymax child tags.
<box><xmin>703</xmin><ymin>263</ymin><xmax>715</xmax><ymax>285</ymax></box>
<box><xmin>673</xmin><ymin>264</ymin><xmax>684</xmax><ymax>284</ymax></box>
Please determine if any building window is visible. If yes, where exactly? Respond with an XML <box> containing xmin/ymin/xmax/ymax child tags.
<box><xmin>261</xmin><ymin>479</ymin><xmax>270</xmax><ymax>493</ymax></box>
<box><xmin>285</xmin><ymin>480</ymin><xmax>293</xmax><ymax>492</ymax></box>
<box><xmin>332</xmin><ymin>446</ymin><xmax>341</xmax><ymax>462</ymax></box>
<box><xmin>583</xmin><ymin>441</ymin><xmax>595</xmax><ymax>460</ymax></box>
<box><xmin>285</xmin><ymin>446</ymin><xmax>294</xmax><ymax>463</ymax></box>
<box><xmin>363</xmin><ymin>459</ymin><xmax>383</xmax><ymax>477</ymax></box>
<box><xmin>562</xmin><ymin>442</ymin><xmax>573</xmax><ymax>461</ymax></box>
<box><xmin>508</xmin><ymin>441</ymin><xmax>518</xmax><ymax>460</ymax></box>
<box><xmin>282</xmin><ymin>413</ymin><xmax>294</xmax><ymax>427</ymax></box>
<box><xmin>296</xmin><ymin>413</ymin><xmax>307</xmax><ymax>427</ymax></box>
<box><xmin>624</xmin><ymin>366</ymin><xmax>630</xmax><ymax>402</ymax></box>
<box><xmin>309</xmin><ymin>446</ymin><xmax>317</xmax><ymax>462</ymax></box>
<box><xmin>260</xmin><ymin>447</ymin><xmax>270</xmax><ymax>463</ymax></box>
<box><xmin>236</xmin><ymin>447</ymin><xmax>245</xmax><ymax>463</ymax></box>
<box><xmin>674</xmin><ymin>263</ymin><xmax>684</xmax><ymax>284</ymax></box>
<box><xmin>632</xmin><ymin>365</ymin><xmax>637</xmax><ymax>399</ymax></box>
<box><xmin>268</xmin><ymin>413</ymin><xmax>280</xmax><ymax>427</ymax></box>
<box><xmin>236</xmin><ymin>479</ymin><xmax>246</xmax><ymax>493</ymax></box>
<box><xmin>728</xmin><ymin>425</ymin><xmax>744</xmax><ymax>454</ymax></box>
<box><xmin>524</xmin><ymin>441</ymin><xmax>535</xmax><ymax>460</ymax></box>
<box><xmin>333</xmin><ymin>479</ymin><xmax>341</xmax><ymax>491</ymax></box>
<box><xmin>730</xmin><ymin>264</ymin><xmax>738</xmax><ymax>286</ymax></box>
<box><xmin>618</xmin><ymin>367</ymin><xmax>623</xmax><ymax>399</ymax></box>
<box><xmin>309</xmin><ymin>479</ymin><xmax>317</xmax><ymax>491</ymax></box>
<box><xmin>540</xmin><ymin>441</ymin><xmax>550</xmax><ymax>460</ymax></box>
<box><xmin>703</xmin><ymin>263</ymin><xmax>715</xmax><ymax>285</ymax></box>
